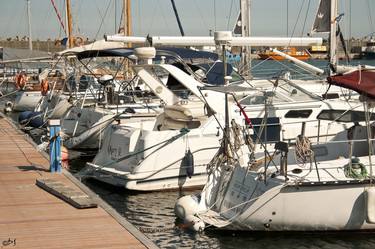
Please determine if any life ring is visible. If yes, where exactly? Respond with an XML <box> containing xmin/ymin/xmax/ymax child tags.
<box><xmin>74</xmin><ymin>36</ymin><xmax>84</xmax><ymax>47</ymax></box>
<box><xmin>118</xmin><ymin>27</ymin><xmax>125</xmax><ymax>34</ymax></box>
<box><xmin>40</xmin><ymin>79</ymin><xmax>49</xmax><ymax>96</ymax></box>
<box><xmin>15</xmin><ymin>73</ymin><xmax>27</xmax><ymax>89</ymax></box>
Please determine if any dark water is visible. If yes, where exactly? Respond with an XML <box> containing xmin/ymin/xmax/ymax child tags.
<box><xmin>3</xmin><ymin>59</ymin><xmax>375</xmax><ymax>248</ymax></box>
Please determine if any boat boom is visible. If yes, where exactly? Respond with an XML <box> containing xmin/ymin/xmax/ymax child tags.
<box><xmin>271</xmin><ymin>48</ymin><xmax>325</xmax><ymax>75</ymax></box>
<box><xmin>104</xmin><ymin>35</ymin><xmax>148</xmax><ymax>44</ymax></box>
<box><xmin>105</xmin><ymin>34</ymin><xmax>322</xmax><ymax>47</ymax></box>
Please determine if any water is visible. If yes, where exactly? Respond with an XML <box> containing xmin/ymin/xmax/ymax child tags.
<box><xmin>82</xmin><ymin>174</ymin><xmax>375</xmax><ymax>249</ymax></box>
<box><xmin>3</xmin><ymin>59</ymin><xmax>375</xmax><ymax>248</ymax></box>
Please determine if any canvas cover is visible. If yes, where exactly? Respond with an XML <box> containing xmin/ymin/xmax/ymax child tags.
<box><xmin>327</xmin><ymin>69</ymin><xmax>375</xmax><ymax>98</ymax></box>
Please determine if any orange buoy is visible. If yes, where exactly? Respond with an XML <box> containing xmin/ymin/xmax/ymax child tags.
<box><xmin>15</xmin><ymin>73</ymin><xmax>27</xmax><ymax>89</ymax></box>
<box><xmin>40</xmin><ymin>79</ymin><xmax>49</xmax><ymax>96</ymax></box>
<box><xmin>61</xmin><ymin>146</ymin><xmax>69</xmax><ymax>169</ymax></box>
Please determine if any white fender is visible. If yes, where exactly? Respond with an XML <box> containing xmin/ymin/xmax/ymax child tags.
<box><xmin>366</xmin><ymin>187</ymin><xmax>375</xmax><ymax>223</ymax></box>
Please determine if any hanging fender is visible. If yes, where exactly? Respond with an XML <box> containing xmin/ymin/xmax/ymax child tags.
<box><xmin>183</xmin><ymin>149</ymin><xmax>194</xmax><ymax>178</ymax></box>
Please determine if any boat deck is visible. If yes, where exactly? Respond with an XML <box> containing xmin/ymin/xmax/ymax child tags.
<box><xmin>0</xmin><ymin>114</ymin><xmax>157</xmax><ymax>249</ymax></box>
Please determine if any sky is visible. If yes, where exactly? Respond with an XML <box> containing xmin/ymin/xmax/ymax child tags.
<box><xmin>0</xmin><ymin>0</ymin><xmax>374</xmax><ymax>41</ymax></box>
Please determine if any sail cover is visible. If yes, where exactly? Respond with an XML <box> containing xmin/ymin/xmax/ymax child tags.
<box><xmin>327</xmin><ymin>69</ymin><xmax>375</xmax><ymax>98</ymax></box>
<box><xmin>311</xmin><ymin>0</ymin><xmax>331</xmax><ymax>33</ymax></box>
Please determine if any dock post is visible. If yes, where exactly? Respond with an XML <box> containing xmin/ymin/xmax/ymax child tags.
<box><xmin>48</xmin><ymin>119</ymin><xmax>61</xmax><ymax>173</ymax></box>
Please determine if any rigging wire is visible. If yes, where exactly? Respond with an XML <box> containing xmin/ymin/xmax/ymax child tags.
<box><xmin>114</xmin><ymin>0</ymin><xmax>117</xmax><ymax>33</ymax></box>
<box><xmin>50</xmin><ymin>0</ymin><xmax>66</xmax><ymax>37</ymax></box>
<box><xmin>301</xmin><ymin>0</ymin><xmax>311</xmax><ymax>37</ymax></box>
<box><xmin>137</xmin><ymin>0</ymin><xmax>141</xmax><ymax>34</ymax></box>
<box><xmin>146</xmin><ymin>0</ymin><xmax>158</xmax><ymax>34</ymax></box>
<box><xmin>93</xmin><ymin>0</ymin><xmax>113</xmax><ymax>40</ymax></box>
<box><xmin>118</xmin><ymin>0</ymin><xmax>124</xmax><ymax>33</ymax></box>
<box><xmin>40</xmin><ymin>3</ymin><xmax>54</xmax><ymax>39</ymax></box>
<box><xmin>289</xmin><ymin>0</ymin><xmax>306</xmax><ymax>40</ymax></box>
<box><xmin>226</xmin><ymin>0</ymin><xmax>235</xmax><ymax>30</ymax></box>
<box><xmin>75</xmin><ymin>0</ymin><xmax>84</xmax><ymax>35</ymax></box>
<box><xmin>366</xmin><ymin>0</ymin><xmax>375</xmax><ymax>35</ymax></box>
<box><xmin>193</xmin><ymin>0</ymin><xmax>209</xmax><ymax>34</ymax></box>
<box><xmin>158</xmin><ymin>1</ymin><xmax>172</xmax><ymax>34</ymax></box>
<box><xmin>213</xmin><ymin>0</ymin><xmax>217</xmax><ymax>31</ymax></box>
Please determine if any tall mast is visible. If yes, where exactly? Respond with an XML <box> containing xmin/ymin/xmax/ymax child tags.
<box><xmin>126</xmin><ymin>0</ymin><xmax>131</xmax><ymax>36</ymax></box>
<box><xmin>122</xmin><ymin>0</ymin><xmax>132</xmax><ymax>36</ymax></box>
<box><xmin>27</xmin><ymin>0</ymin><xmax>33</xmax><ymax>50</ymax></box>
<box><xmin>66</xmin><ymin>0</ymin><xmax>73</xmax><ymax>48</ymax></box>
<box><xmin>240</xmin><ymin>0</ymin><xmax>251</xmax><ymax>77</ymax></box>
<box><xmin>329</xmin><ymin>0</ymin><xmax>338</xmax><ymax>75</ymax></box>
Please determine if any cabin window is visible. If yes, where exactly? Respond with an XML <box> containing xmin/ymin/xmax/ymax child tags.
<box><xmin>322</xmin><ymin>93</ymin><xmax>340</xmax><ymax>99</ymax></box>
<box><xmin>317</xmin><ymin>110</ymin><xmax>375</xmax><ymax>122</ymax></box>
<box><xmin>285</xmin><ymin>109</ymin><xmax>312</xmax><ymax>118</ymax></box>
<box><xmin>249</xmin><ymin>117</ymin><xmax>281</xmax><ymax>142</ymax></box>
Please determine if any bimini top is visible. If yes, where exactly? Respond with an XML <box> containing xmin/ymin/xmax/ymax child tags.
<box><xmin>75</xmin><ymin>47</ymin><xmax>219</xmax><ymax>61</ymax></box>
<box><xmin>327</xmin><ymin>68</ymin><xmax>375</xmax><ymax>99</ymax></box>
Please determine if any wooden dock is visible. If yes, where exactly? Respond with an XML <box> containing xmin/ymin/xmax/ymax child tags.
<box><xmin>0</xmin><ymin>114</ymin><xmax>158</xmax><ymax>249</ymax></box>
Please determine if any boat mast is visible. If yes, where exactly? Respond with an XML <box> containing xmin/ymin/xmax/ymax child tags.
<box><xmin>122</xmin><ymin>0</ymin><xmax>132</xmax><ymax>36</ymax></box>
<box><xmin>329</xmin><ymin>0</ymin><xmax>338</xmax><ymax>75</ymax></box>
<box><xmin>26</xmin><ymin>0</ymin><xmax>33</xmax><ymax>50</ymax></box>
<box><xmin>170</xmin><ymin>0</ymin><xmax>185</xmax><ymax>36</ymax></box>
<box><xmin>240</xmin><ymin>0</ymin><xmax>251</xmax><ymax>77</ymax></box>
<box><xmin>66</xmin><ymin>0</ymin><xmax>73</xmax><ymax>48</ymax></box>
<box><xmin>126</xmin><ymin>0</ymin><xmax>131</xmax><ymax>36</ymax></box>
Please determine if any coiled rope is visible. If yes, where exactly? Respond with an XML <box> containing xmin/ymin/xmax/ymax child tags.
<box><xmin>295</xmin><ymin>135</ymin><xmax>314</xmax><ymax>166</ymax></box>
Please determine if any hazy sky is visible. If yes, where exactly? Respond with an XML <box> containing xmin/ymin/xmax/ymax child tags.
<box><xmin>0</xmin><ymin>0</ymin><xmax>374</xmax><ymax>40</ymax></box>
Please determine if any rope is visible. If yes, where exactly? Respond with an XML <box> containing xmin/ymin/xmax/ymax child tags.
<box><xmin>294</xmin><ymin>135</ymin><xmax>314</xmax><ymax>166</ymax></box>
<box><xmin>344</xmin><ymin>158</ymin><xmax>368</xmax><ymax>179</ymax></box>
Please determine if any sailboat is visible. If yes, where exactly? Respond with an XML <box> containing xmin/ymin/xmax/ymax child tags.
<box><xmin>174</xmin><ymin>0</ymin><xmax>375</xmax><ymax>232</ymax></box>
<box><xmin>362</xmin><ymin>38</ymin><xmax>375</xmax><ymax>60</ymax></box>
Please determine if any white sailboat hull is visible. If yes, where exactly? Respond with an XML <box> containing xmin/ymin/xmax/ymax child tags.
<box><xmin>199</xmin><ymin>153</ymin><xmax>375</xmax><ymax>232</ymax></box>
<box><xmin>224</xmin><ymin>181</ymin><xmax>375</xmax><ymax>231</ymax></box>
<box><xmin>88</xmin><ymin>121</ymin><xmax>220</xmax><ymax>191</ymax></box>
<box><xmin>13</xmin><ymin>91</ymin><xmax>43</xmax><ymax>111</ymax></box>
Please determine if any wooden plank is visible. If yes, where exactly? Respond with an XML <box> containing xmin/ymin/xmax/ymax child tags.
<box><xmin>0</xmin><ymin>114</ymin><xmax>156</xmax><ymax>249</ymax></box>
<box><xmin>36</xmin><ymin>178</ymin><xmax>98</xmax><ymax>209</ymax></box>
